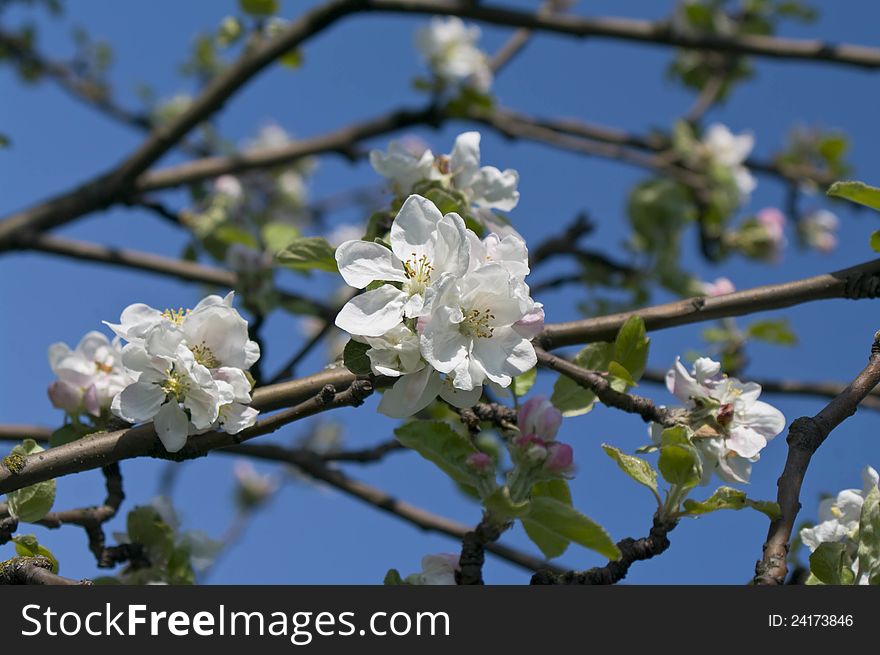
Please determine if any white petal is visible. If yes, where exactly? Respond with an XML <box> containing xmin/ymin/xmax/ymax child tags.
<box><xmin>432</xmin><ymin>212</ymin><xmax>470</xmax><ymax>278</ymax></box>
<box><xmin>438</xmin><ymin>383</ymin><xmax>482</xmax><ymax>409</ymax></box>
<box><xmin>221</xmin><ymin>403</ymin><xmax>259</xmax><ymax>434</ymax></box>
<box><xmin>390</xmin><ymin>194</ymin><xmax>443</xmax><ymax>265</ymax></box>
<box><xmin>420</xmin><ymin>306</ymin><xmax>469</xmax><ymax>374</ymax></box>
<box><xmin>115</xmin><ymin>382</ymin><xmax>165</xmax><ymax>423</ymax></box>
<box><xmin>450</xmin><ymin>131</ymin><xmax>481</xmax><ymax>189</ymax></box>
<box><xmin>726</xmin><ymin>426</ymin><xmax>767</xmax><ymax>459</ymax></box>
<box><xmin>741</xmin><ymin>400</ymin><xmax>786</xmax><ymax>439</ymax></box>
<box><xmin>470</xmin><ymin>166</ymin><xmax>520</xmax><ymax>211</ymax></box>
<box><xmin>154</xmin><ymin>402</ymin><xmax>190</xmax><ymax>453</ymax></box>
<box><xmin>377</xmin><ymin>368</ymin><xmax>443</xmax><ymax>419</ymax></box>
<box><xmin>334</xmin><ymin>286</ymin><xmax>407</xmax><ymax>337</ymax></box>
<box><xmin>335</xmin><ymin>240</ymin><xmax>407</xmax><ymax>288</ymax></box>
<box><xmin>184</xmin><ymin>386</ymin><xmax>221</xmax><ymax>429</ymax></box>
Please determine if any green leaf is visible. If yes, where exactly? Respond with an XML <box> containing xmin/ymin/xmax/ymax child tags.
<box><xmin>12</xmin><ymin>535</ymin><xmax>59</xmax><ymax>573</ymax></box>
<box><xmin>827</xmin><ymin>180</ymin><xmax>880</xmax><ymax>212</ymax></box>
<box><xmin>809</xmin><ymin>542</ymin><xmax>855</xmax><ymax>585</ymax></box>
<box><xmin>213</xmin><ymin>224</ymin><xmax>259</xmax><ymax>249</ymax></box>
<box><xmin>276</xmin><ymin>236</ymin><xmax>338</xmax><ymax>273</ymax></box>
<box><xmin>484</xmin><ymin>487</ymin><xmax>531</xmax><ymax>520</ymax></box>
<box><xmin>657</xmin><ymin>429</ymin><xmax>701</xmax><ymax>489</ymax></box>
<box><xmin>383</xmin><ymin>568</ymin><xmax>405</xmax><ymax>585</ymax></box>
<box><xmin>279</xmin><ymin>49</ymin><xmax>303</xmax><ymax>69</ymax></box>
<box><xmin>342</xmin><ymin>339</ymin><xmax>372</xmax><ymax>376</ymax></box>
<box><xmin>870</xmin><ymin>231</ymin><xmax>880</xmax><ymax>253</ymax></box>
<box><xmin>521</xmin><ymin>480</ymin><xmax>573</xmax><ymax>559</ymax></box>
<box><xmin>239</xmin><ymin>0</ymin><xmax>278</xmax><ymax>16</ymax></box>
<box><xmin>127</xmin><ymin>506</ymin><xmax>175</xmax><ymax>563</ymax></box>
<box><xmin>523</xmin><ymin>496</ymin><xmax>619</xmax><ymax>560</ymax></box>
<box><xmin>682</xmin><ymin>486</ymin><xmax>781</xmax><ymax>520</ymax></box>
<box><xmin>602</xmin><ymin>444</ymin><xmax>659</xmax><ymax>502</ymax></box>
<box><xmin>857</xmin><ymin>485</ymin><xmax>880</xmax><ymax>583</ymax></box>
<box><xmin>549</xmin><ymin>342</ymin><xmax>612</xmax><ymax>417</ymax></box>
<box><xmin>50</xmin><ymin>424</ymin><xmax>86</xmax><ymax>448</ymax></box>
<box><xmin>613</xmin><ymin>316</ymin><xmax>649</xmax><ymax>382</ymax></box>
<box><xmin>261</xmin><ymin>222</ymin><xmax>301</xmax><ymax>254</ymax></box>
<box><xmin>5</xmin><ymin>440</ymin><xmax>56</xmax><ymax>523</ymax></box>
<box><xmin>746</xmin><ymin>319</ymin><xmax>798</xmax><ymax>346</ymax></box>
<box><xmin>394</xmin><ymin>421</ymin><xmax>479</xmax><ymax>488</ymax></box>
<box><xmin>550</xmin><ymin>375</ymin><xmax>596</xmax><ymax>417</ymax></box>
<box><xmin>607</xmin><ymin>361</ymin><xmax>636</xmax><ymax>389</ymax></box>
<box><xmin>510</xmin><ymin>367</ymin><xmax>537</xmax><ymax>397</ymax></box>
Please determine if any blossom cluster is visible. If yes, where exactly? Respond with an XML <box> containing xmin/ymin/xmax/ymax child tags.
<box><xmin>102</xmin><ymin>292</ymin><xmax>261</xmax><ymax>452</ymax></box>
<box><xmin>370</xmin><ymin>131</ymin><xmax>520</xmax><ymax>237</ymax></box>
<box><xmin>698</xmin><ymin>123</ymin><xmax>757</xmax><ymax>201</ymax></box>
<box><xmin>655</xmin><ymin>357</ymin><xmax>786</xmax><ymax>484</ymax></box>
<box><xmin>48</xmin><ymin>332</ymin><xmax>132</xmax><ymax>419</ymax></box>
<box><xmin>415</xmin><ymin>17</ymin><xmax>492</xmax><ymax>93</ymax></box>
<box><xmin>334</xmin><ymin>193</ymin><xmax>540</xmax><ymax>418</ymax></box>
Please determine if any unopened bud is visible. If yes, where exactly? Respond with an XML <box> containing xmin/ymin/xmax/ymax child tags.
<box><xmin>466</xmin><ymin>451</ymin><xmax>495</xmax><ymax>474</ymax></box>
<box><xmin>543</xmin><ymin>442</ymin><xmax>574</xmax><ymax>476</ymax></box>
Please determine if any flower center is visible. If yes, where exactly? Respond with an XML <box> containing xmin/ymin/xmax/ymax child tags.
<box><xmin>160</xmin><ymin>370</ymin><xmax>190</xmax><ymax>401</ymax></box>
<box><xmin>162</xmin><ymin>307</ymin><xmax>189</xmax><ymax>326</ymax></box>
<box><xmin>190</xmin><ymin>342</ymin><xmax>220</xmax><ymax>369</ymax></box>
<box><xmin>403</xmin><ymin>252</ymin><xmax>434</xmax><ymax>295</ymax></box>
<box><xmin>94</xmin><ymin>361</ymin><xmax>114</xmax><ymax>374</ymax></box>
<box><xmin>461</xmin><ymin>307</ymin><xmax>495</xmax><ymax>339</ymax></box>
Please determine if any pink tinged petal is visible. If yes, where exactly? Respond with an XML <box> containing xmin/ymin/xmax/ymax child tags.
<box><xmin>741</xmin><ymin>400</ymin><xmax>786</xmax><ymax>439</ymax></box>
<box><xmin>115</xmin><ymin>382</ymin><xmax>165</xmax><ymax>423</ymax></box>
<box><xmin>83</xmin><ymin>384</ymin><xmax>101</xmax><ymax>417</ymax></box>
<box><xmin>153</xmin><ymin>402</ymin><xmax>190</xmax><ymax>453</ymax></box>
<box><xmin>335</xmin><ymin>240</ymin><xmax>407</xmax><ymax>288</ymax></box>
<box><xmin>378</xmin><ymin>367</ymin><xmax>443</xmax><ymax>419</ymax></box>
<box><xmin>438</xmin><ymin>382</ymin><xmax>482</xmax><ymax>409</ymax></box>
<box><xmin>518</xmin><ymin>396</ymin><xmax>562</xmax><ymax>440</ymax></box>
<box><xmin>513</xmin><ymin>303</ymin><xmax>544</xmax><ymax>339</ymax></box>
<box><xmin>334</xmin><ymin>286</ymin><xmax>407</xmax><ymax>338</ymax></box>
<box><xmin>48</xmin><ymin>380</ymin><xmax>82</xmax><ymax>413</ymax></box>
<box><xmin>390</xmin><ymin>194</ymin><xmax>443</xmax><ymax>264</ymax></box>
<box><xmin>726</xmin><ymin>426</ymin><xmax>767</xmax><ymax>459</ymax></box>
<box><xmin>543</xmin><ymin>442</ymin><xmax>574</xmax><ymax>475</ymax></box>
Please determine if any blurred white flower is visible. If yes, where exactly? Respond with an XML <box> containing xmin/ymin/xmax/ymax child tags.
<box><xmin>415</xmin><ymin>17</ymin><xmax>492</xmax><ymax>92</ymax></box>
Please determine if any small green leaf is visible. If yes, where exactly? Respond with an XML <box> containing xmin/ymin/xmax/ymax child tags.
<box><xmin>523</xmin><ymin>496</ymin><xmax>619</xmax><ymax>560</ymax></box>
<box><xmin>827</xmin><ymin>180</ymin><xmax>880</xmax><ymax>211</ymax></box>
<box><xmin>511</xmin><ymin>367</ymin><xmax>537</xmax><ymax>397</ymax></box>
<box><xmin>521</xmin><ymin>480</ymin><xmax>573</xmax><ymax>559</ymax></box>
<box><xmin>658</xmin><ymin>439</ymin><xmax>701</xmax><ymax>489</ymax></box>
<box><xmin>550</xmin><ymin>375</ymin><xmax>596</xmax><ymax>417</ymax></box>
<box><xmin>279</xmin><ymin>49</ymin><xmax>303</xmax><ymax>69</ymax></box>
<box><xmin>342</xmin><ymin>339</ymin><xmax>372</xmax><ymax>375</ymax></box>
<box><xmin>213</xmin><ymin>224</ymin><xmax>259</xmax><ymax>249</ymax></box>
<box><xmin>607</xmin><ymin>361</ymin><xmax>637</xmax><ymax>389</ymax></box>
<box><xmin>5</xmin><ymin>440</ymin><xmax>55</xmax><ymax>523</ymax></box>
<box><xmin>277</xmin><ymin>236</ymin><xmax>338</xmax><ymax>273</ymax></box>
<box><xmin>602</xmin><ymin>444</ymin><xmax>659</xmax><ymax>502</ymax></box>
<box><xmin>384</xmin><ymin>568</ymin><xmax>405</xmax><ymax>585</ymax></box>
<box><xmin>746</xmin><ymin>319</ymin><xmax>798</xmax><ymax>346</ymax></box>
<box><xmin>682</xmin><ymin>486</ymin><xmax>781</xmax><ymax>520</ymax></box>
<box><xmin>12</xmin><ymin>535</ymin><xmax>59</xmax><ymax>573</ymax></box>
<box><xmin>870</xmin><ymin>231</ymin><xmax>880</xmax><ymax>253</ymax></box>
<box><xmin>484</xmin><ymin>487</ymin><xmax>531</xmax><ymax>520</ymax></box>
<box><xmin>394</xmin><ymin>421</ymin><xmax>479</xmax><ymax>488</ymax></box>
<box><xmin>239</xmin><ymin>0</ymin><xmax>278</xmax><ymax>16</ymax></box>
<box><xmin>809</xmin><ymin>542</ymin><xmax>855</xmax><ymax>585</ymax></box>
<box><xmin>613</xmin><ymin>316</ymin><xmax>649</xmax><ymax>382</ymax></box>
<box><xmin>127</xmin><ymin>506</ymin><xmax>175</xmax><ymax>563</ymax></box>
<box><xmin>261</xmin><ymin>222</ymin><xmax>300</xmax><ymax>254</ymax></box>
<box><xmin>857</xmin><ymin>485</ymin><xmax>880</xmax><ymax>583</ymax></box>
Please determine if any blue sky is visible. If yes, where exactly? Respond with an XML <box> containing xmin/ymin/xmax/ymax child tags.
<box><xmin>2</xmin><ymin>0</ymin><xmax>879</xmax><ymax>584</ymax></box>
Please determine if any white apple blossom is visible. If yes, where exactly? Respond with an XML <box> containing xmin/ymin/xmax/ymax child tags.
<box><xmin>377</xmin><ymin>365</ymin><xmax>483</xmax><ymax>419</ymax></box>
<box><xmin>334</xmin><ymin>194</ymin><xmax>470</xmax><ymax>337</ymax></box>
<box><xmin>48</xmin><ymin>331</ymin><xmax>133</xmax><ymax>417</ymax></box>
<box><xmin>800</xmin><ymin>466</ymin><xmax>879</xmax><ymax>553</ymax></box>
<box><xmin>415</xmin><ymin>17</ymin><xmax>492</xmax><ymax>93</ymax></box>
<box><xmin>405</xmin><ymin>553</ymin><xmax>460</xmax><ymax>585</ymax></box>
<box><xmin>420</xmin><ymin>263</ymin><xmax>537</xmax><ymax>391</ymax></box>
<box><xmin>106</xmin><ymin>292</ymin><xmax>261</xmax><ymax>452</ymax></box>
<box><xmin>701</xmin><ymin>123</ymin><xmax>757</xmax><ymax>199</ymax></box>
<box><xmin>799</xmin><ymin>208</ymin><xmax>839</xmax><ymax>253</ymax></box>
<box><xmin>660</xmin><ymin>356</ymin><xmax>786</xmax><ymax>484</ymax></box>
<box><xmin>369</xmin><ymin>132</ymin><xmax>520</xmax><ymax>218</ymax></box>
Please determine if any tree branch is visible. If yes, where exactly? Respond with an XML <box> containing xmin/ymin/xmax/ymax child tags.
<box><xmin>0</xmin><ymin>556</ymin><xmax>91</xmax><ymax>585</ymax></box>
<box><xmin>753</xmin><ymin>334</ymin><xmax>880</xmax><ymax>585</ymax></box>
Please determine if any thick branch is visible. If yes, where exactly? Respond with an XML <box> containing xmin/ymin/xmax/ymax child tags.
<box><xmin>0</xmin><ymin>556</ymin><xmax>90</xmax><ymax>585</ymax></box>
<box><xmin>753</xmin><ymin>335</ymin><xmax>880</xmax><ymax>585</ymax></box>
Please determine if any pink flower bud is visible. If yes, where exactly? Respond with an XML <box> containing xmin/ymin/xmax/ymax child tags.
<box><xmin>466</xmin><ymin>452</ymin><xmax>494</xmax><ymax>474</ymax></box>
<box><xmin>700</xmin><ymin>277</ymin><xmax>735</xmax><ymax>297</ymax></box>
<box><xmin>513</xmin><ymin>303</ymin><xmax>545</xmax><ymax>339</ymax></box>
<box><xmin>48</xmin><ymin>379</ymin><xmax>82</xmax><ymax>413</ymax></box>
<box><xmin>756</xmin><ymin>207</ymin><xmax>786</xmax><ymax>244</ymax></box>
<box><xmin>83</xmin><ymin>384</ymin><xmax>101</xmax><ymax>417</ymax></box>
<box><xmin>517</xmin><ymin>396</ymin><xmax>562</xmax><ymax>441</ymax></box>
<box><xmin>543</xmin><ymin>442</ymin><xmax>574</xmax><ymax>476</ymax></box>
